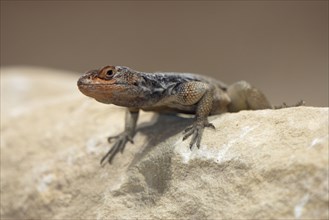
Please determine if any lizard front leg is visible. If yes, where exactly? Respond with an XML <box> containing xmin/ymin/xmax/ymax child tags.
<box><xmin>100</xmin><ymin>108</ymin><xmax>139</xmax><ymax>165</ymax></box>
<box><xmin>175</xmin><ymin>82</ymin><xmax>215</xmax><ymax>149</ymax></box>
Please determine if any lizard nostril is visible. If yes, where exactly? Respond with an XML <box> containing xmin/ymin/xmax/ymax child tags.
<box><xmin>77</xmin><ymin>75</ymin><xmax>91</xmax><ymax>86</ymax></box>
<box><xmin>77</xmin><ymin>78</ymin><xmax>83</xmax><ymax>86</ymax></box>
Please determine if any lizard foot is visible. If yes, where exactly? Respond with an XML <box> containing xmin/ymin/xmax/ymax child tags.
<box><xmin>183</xmin><ymin>120</ymin><xmax>215</xmax><ymax>150</ymax></box>
<box><xmin>100</xmin><ymin>133</ymin><xmax>134</xmax><ymax>166</ymax></box>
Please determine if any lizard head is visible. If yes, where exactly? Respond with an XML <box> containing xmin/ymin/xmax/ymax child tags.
<box><xmin>77</xmin><ymin>65</ymin><xmax>145</xmax><ymax>107</ymax></box>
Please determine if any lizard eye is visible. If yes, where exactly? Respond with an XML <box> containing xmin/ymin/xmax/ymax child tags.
<box><xmin>106</xmin><ymin>70</ymin><xmax>114</xmax><ymax>76</ymax></box>
<box><xmin>99</xmin><ymin>66</ymin><xmax>116</xmax><ymax>79</ymax></box>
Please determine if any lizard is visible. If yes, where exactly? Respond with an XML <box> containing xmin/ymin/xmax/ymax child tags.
<box><xmin>77</xmin><ymin>65</ymin><xmax>303</xmax><ymax>165</ymax></box>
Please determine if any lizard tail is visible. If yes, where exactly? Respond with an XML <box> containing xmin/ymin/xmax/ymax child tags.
<box><xmin>274</xmin><ymin>100</ymin><xmax>305</xmax><ymax>109</ymax></box>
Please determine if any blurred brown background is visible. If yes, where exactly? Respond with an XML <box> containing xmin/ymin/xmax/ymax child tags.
<box><xmin>1</xmin><ymin>1</ymin><xmax>328</xmax><ymax>106</ymax></box>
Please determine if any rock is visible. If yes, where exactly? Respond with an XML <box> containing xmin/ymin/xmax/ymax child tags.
<box><xmin>1</xmin><ymin>67</ymin><xmax>328</xmax><ymax>219</ymax></box>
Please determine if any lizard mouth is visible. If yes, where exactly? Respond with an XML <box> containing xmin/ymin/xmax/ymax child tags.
<box><xmin>77</xmin><ymin>81</ymin><xmax>129</xmax><ymax>90</ymax></box>
<box><xmin>77</xmin><ymin>82</ymin><xmax>118</xmax><ymax>93</ymax></box>
<box><xmin>77</xmin><ymin>76</ymin><xmax>129</xmax><ymax>87</ymax></box>
<box><xmin>77</xmin><ymin>74</ymin><xmax>141</xmax><ymax>106</ymax></box>
<box><xmin>77</xmin><ymin>80</ymin><xmax>134</xmax><ymax>98</ymax></box>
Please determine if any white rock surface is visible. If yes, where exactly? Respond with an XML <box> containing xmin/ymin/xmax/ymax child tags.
<box><xmin>1</xmin><ymin>67</ymin><xmax>328</xmax><ymax>219</ymax></box>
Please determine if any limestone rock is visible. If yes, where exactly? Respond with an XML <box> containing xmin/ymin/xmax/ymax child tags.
<box><xmin>1</xmin><ymin>67</ymin><xmax>328</xmax><ymax>219</ymax></box>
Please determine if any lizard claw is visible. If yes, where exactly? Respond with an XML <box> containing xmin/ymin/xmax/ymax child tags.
<box><xmin>205</xmin><ymin>123</ymin><xmax>215</xmax><ymax>130</ymax></box>
<box><xmin>127</xmin><ymin>136</ymin><xmax>134</xmax><ymax>144</ymax></box>
<box><xmin>107</xmin><ymin>134</ymin><xmax>120</xmax><ymax>143</ymax></box>
<box><xmin>100</xmin><ymin>133</ymin><xmax>134</xmax><ymax>166</ymax></box>
<box><xmin>183</xmin><ymin>121</ymin><xmax>215</xmax><ymax>150</ymax></box>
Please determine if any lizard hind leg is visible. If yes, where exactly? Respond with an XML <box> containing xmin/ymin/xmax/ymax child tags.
<box><xmin>227</xmin><ymin>81</ymin><xmax>272</xmax><ymax>112</ymax></box>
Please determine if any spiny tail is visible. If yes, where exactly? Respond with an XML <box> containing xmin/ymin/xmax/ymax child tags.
<box><xmin>274</xmin><ymin>100</ymin><xmax>305</xmax><ymax>109</ymax></box>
